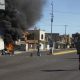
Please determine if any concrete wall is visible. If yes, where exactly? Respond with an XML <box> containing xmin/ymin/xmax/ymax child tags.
<box><xmin>39</xmin><ymin>30</ymin><xmax>45</xmax><ymax>41</ymax></box>
<box><xmin>0</xmin><ymin>36</ymin><xmax>4</xmax><ymax>50</ymax></box>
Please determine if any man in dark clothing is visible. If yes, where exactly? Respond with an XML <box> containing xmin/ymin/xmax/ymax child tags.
<box><xmin>75</xmin><ymin>36</ymin><xmax>80</xmax><ymax>70</ymax></box>
<box><xmin>37</xmin><ymin>44</ymin><xmax>41</xmax><ymax>56</ymax></box>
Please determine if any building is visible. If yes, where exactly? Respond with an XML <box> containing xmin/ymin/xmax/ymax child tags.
<box><xmin>45</xmin><ymin>33</ymin><xmax>72</xmax><ymax>49</ymax></box>
<box><xmin>72</xmin><ymin>33</ymin><xmax>80</xmax><ymax>48</ymax></box>
<box><xmin>59</xmin><ymin>35</ymin><xmax>72</xmax><ymax>48</ymax></box>
<box><xmin>19</xmin><ymin>29</ymin><xmax>48</xmax><ymax>51</ymax></box>
<box><xmin>16</xmin><ymin>30</ymin><xmax>73</xmax><ymax>51</ymax></box>
<box><xmin>45</xmin><ymin>33</ymin><xmax>60</xmax><ymax>49</ymax></box>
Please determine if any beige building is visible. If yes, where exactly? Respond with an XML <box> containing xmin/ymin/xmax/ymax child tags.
<box><xmin>19</xmin><ymin>29</ymin><xmax>48</xmax><ymax>51</ymax></box>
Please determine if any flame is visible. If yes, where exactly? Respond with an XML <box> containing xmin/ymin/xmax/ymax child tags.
<box><xmin>6</xmin><ymin>42</ymin><xmax>14</xmax><ymax>54</ymax></box>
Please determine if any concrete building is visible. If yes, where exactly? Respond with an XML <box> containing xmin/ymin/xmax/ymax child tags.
<box><xmin>45</xmin><ymin>33</ymin><xmax>60</xmax><ymax>49</ymax></box>
<box><xmin>19</xmin><ymin>29</ymin><xmax>48</xmax><ymax>51</ymax></box>
<box><xmin>72</xmin><ymin>33</ymin><xmax>80</xmax><ymax>48</ymax></box>
<box><xmin>59</xmin><ymin>35</ymin><xmax>72</xmax><ymax>48</ymax></box>
<box><xmin>16</xmin><ymin>30</ymin><xmax>72</xmax><ymax>51</ymax></box>
<box><xmin>45</xmin><ymin>33</ymin><xmax>72</xmax><ymax>49</ymax></box>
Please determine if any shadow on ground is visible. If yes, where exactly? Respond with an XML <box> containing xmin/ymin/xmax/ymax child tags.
<box><xmin>41</xmin><ymin>69</ymin><xmax>78</xmax><ymax>72</ymax></box>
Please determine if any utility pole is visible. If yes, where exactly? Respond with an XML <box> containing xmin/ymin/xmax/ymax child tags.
<box><xmin>64</xmin><ymin>25</ymin><xmax>67</xmax><ymax>36</ymax></box>
<box><xmin>49</xmin><ymin>1</ymin><xmax>54</xmax><ymax>55</ymax></box>
<box><xmin>51</xmin><ymin>1</ymin><xmax>54</xmax><ymax>39</ymax></box>
<box><xmin>64</xmin><ymin>25</ymin><xmax>68</xmax><ymax>48</ymax></box>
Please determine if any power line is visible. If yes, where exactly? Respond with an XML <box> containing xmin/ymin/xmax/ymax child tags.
<box><xmin>52</xmin><ymin>25</ymin><xmax>68</xmax><ymax>35</ymax></box>
<box><xmin>53</xmin><ymin>25</ymin><xmax>80</xmax><ymax>27</ymax></box>
<box><xmin>54</xmin><ymin>10</ymin><xmax>80</xmax><ymax>15</ymax></box>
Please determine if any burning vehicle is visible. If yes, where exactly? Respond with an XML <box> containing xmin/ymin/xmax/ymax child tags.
<box><xmin>5</xmin><ymin>41</ymin><xmax>15</xmax><ymax>55</ymax></box>
<box><xmin>0</xmin><ymin>35</ymin><xmax>15</xmax><ymax>55</ymax></box>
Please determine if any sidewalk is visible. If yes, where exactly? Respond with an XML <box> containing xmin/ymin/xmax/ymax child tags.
<box><xmin>14</xmin><ymin>48</ymin><xmax>77</xmax><ymax>55</ymax></box>
<box><xmin>14</xmin><ymin>51</ymin><xmax>26</xmax><ymax>55</ymax></box>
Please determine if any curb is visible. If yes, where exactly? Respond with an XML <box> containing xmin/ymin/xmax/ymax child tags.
<box><xmin>14</xmin><ymin>51</ymin><xmax>25</xmax><ymax>55</ymax></box>
<box><xmin>53</xmin><ymin>50</ymin><xmax>77</xmax><ymax>55</ymax></box>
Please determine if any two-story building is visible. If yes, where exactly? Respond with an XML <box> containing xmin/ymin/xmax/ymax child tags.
<box><xmin>26</xmin><ymin>29</ymin><xmax>46</xmax><ymax>50</ymax></box>
<box><xmin>19</xmin><ymin>29</ymin><xmax>48</xmax><ymax>51</ymax></box>
<box><xmin>16</xmin><ymin>30</ymin><xmax>72</xmax><ymax>51</ymax></box>
<box><xmin>45</xmin><ymin>33</ymin><xmax>72</xmax><ymax>49</ymax></box>
<box><xmin>45</xmin><ymin>33</ymin><xmax>60</xmax><ymax>49</ymax></box>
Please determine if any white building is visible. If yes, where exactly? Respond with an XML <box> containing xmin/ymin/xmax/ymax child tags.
<box><xmin>0</xmin><ymin>36</ymin><xmax>4</xmax><ymax>50</ymax></box>
<box><xmin>26</xmin><ymin>29</ymin><xmax>46</xmax><ymax>51</ymax></box>
<box><xmin>19</xmin><ymin>29</ymin><xmax>49</xmax><ymax>51</ymax></box>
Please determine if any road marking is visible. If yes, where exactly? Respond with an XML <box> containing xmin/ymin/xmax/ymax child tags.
<box><xmin>53</xmin><ymin>50</ymin><xmax>77</xmax><ymax>55</ymax></box>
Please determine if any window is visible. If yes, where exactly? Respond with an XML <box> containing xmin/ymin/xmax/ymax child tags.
<box><xmin>27</xmin><ymin>33</ymin><xmax>34</xmax><ymax>40</ymax></box>
<box><xmin>41</xmin><ymin>34</ymin><xmax>43</xmax><ymax>39</ymax></box>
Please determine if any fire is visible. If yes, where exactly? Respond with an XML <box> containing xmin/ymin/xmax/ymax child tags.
<box><xmin>6</xmin><ymin>42</ymin><xmax>15</xmax><ymax>55</ymax></box>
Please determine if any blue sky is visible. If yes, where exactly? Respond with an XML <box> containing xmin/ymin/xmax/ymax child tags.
<box><xmin>37</xmin><ymin>0</ymin><xmax>80</xmax><ymax>35</ymax></box>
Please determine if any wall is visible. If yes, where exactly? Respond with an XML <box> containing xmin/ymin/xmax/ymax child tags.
<box><xmin>0</xmin><ymin>36</ymin><xmax>4</xmax><ymax>50</ymax></box>
<box><xmin>39</xmin><ymin>30</ymin><xmax>45</xmax><ymax>41</ymax></box>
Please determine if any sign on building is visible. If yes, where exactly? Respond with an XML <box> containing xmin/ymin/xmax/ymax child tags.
<box><xmin>0</xmin><ymin>0</ymin><xmax>5</xmax><ymax>10</ymax></box>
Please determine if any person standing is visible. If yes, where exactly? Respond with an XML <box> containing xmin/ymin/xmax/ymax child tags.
<box><xmin>74</xmin><ymin>35</ymin><xmax>80</xmax><ymax>70</ymax></box>
<box><xmin>37</xmin><ymin>43</ymin><xmax>41</xmax><ymax>56</ymax></box>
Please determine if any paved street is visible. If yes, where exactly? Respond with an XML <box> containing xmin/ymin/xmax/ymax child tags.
<box><xmin>0</xmin><ymin>51</ymin><xmax>80</xmax><ymax>80</ymax></box>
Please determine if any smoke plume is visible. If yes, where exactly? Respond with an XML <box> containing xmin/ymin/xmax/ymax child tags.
<box><xmin>0</xmin><ymin>0</ymin><xmax>46</xmax><ymax>42</ymax></box>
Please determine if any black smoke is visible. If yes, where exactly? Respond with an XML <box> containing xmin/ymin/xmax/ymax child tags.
<box><xmin>0</xmin><ymin>0</ymin><xmax>46</xmax><ymax>42</ymax></box>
